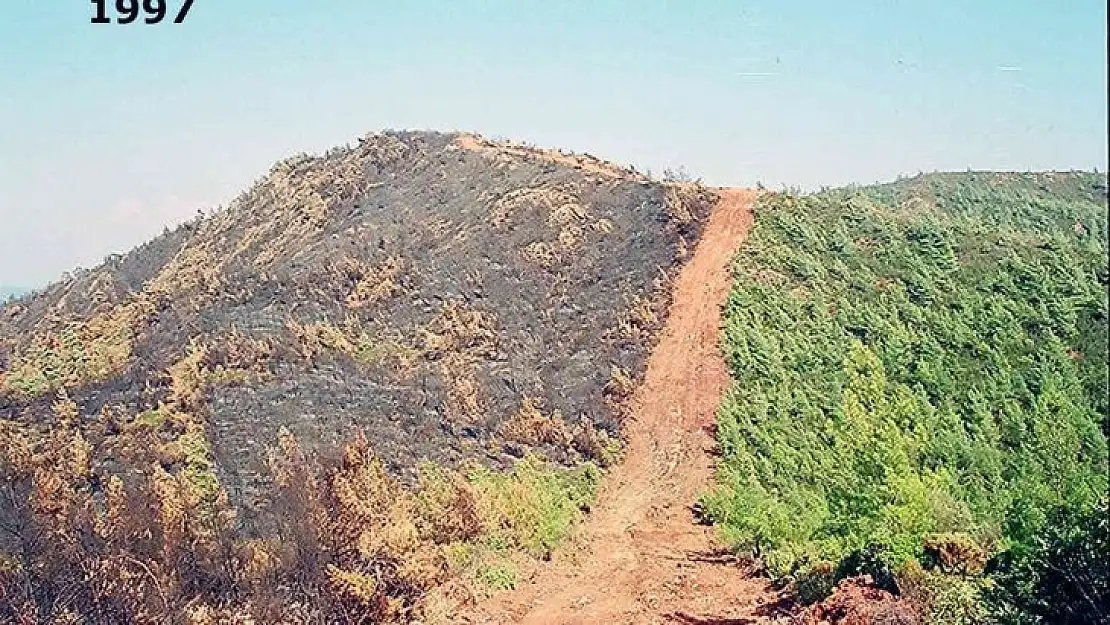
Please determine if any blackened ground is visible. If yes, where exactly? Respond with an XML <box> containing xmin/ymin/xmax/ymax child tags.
<box><xmin>0</xmin><ymin>131</ymin><xmax>716</xmax><ymax>534</ymax></box>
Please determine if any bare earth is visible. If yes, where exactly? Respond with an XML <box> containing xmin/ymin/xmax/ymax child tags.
<box><xmin>463</xmin><ymin>188</ymin><xmax>786</xmax><ymax>625</ymax></box>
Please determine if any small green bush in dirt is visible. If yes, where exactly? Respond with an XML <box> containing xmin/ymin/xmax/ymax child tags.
<box><xmin>468</xmin><ymin>455</ymin><xmax>601</xmax><ymax>556</ymax></box>
<box><xmin>475</xmin><ymin>561</ymin><xmax>519</xmax><ymax>590</ymax></box>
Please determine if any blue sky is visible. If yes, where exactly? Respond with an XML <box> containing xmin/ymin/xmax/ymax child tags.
<box><xmin>1</xmin><ymin>0</ymin><xmax>1106</xmax><ymax>286</ymax></box>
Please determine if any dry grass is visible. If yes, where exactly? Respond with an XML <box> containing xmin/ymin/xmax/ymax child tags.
<box><xmin>257</xmin><ymin>430</ymin><xmax>599</xmax><ymax>622</ymax></box>
<box><xmin>485</xmin><ymin>184</ymin><xmax>614</xmax><ymax>270</ymax></box>
<box><xmin>498</xmin><ymin>397</ymin><xmax>620</xmax><ymax>465</ymax></box>
<box><xmin>419</xmin><ymin>300</ymin><xmax>500</xmax><ymax>424</ymax></box>
<box><xmin>143</xmin><ymin>146</ymin><xmax>375</xmax><ymax>312</ymax></box>
<box><xmin>287</xmin><ymin>316</ymin><xmax>420</xmax><ymax>376</ymax></box>
<box><xmin>521</xmin><ymin>241</ymin><xmax>559</xmax><ymax>268</ymax></box>
<box><xmin>166</xmin><ymin>333</ymin><xmax>272</xmax><ymax>410</ymax></box>
<box><xmin>613</xmin><ymin>294</ymin><xmax>663</xmax><ymax>341</ymax></box>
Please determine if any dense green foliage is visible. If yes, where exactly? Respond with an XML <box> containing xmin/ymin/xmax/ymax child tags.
<box><xmin>703</xmin><ymin>172</ymin><xmax>1108</xmax><ymax>619</ymax></box>
<box><xmin>987</xmin><ymin>500</ymin><xmax>1109</xmax><ymax>623</ymax></box>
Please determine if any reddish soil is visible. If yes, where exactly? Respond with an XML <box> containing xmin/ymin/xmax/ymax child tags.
<box><xmin>802</xmin><ymin>577</ymin><xmax>917</xmax><ymax>625</ymax></box>
<box><xmin>461</xmin><ymin>188</ymin><xmax>788</xmax><ymax>624</ymax></box>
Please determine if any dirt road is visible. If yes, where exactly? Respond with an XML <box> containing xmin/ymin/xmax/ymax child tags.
<box><xmin>464</xmin><ymin>188</ymin><xmax>783</xmax><ymax>624</ymax></box>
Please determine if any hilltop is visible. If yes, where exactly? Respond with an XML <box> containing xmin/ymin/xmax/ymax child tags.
<box><xmin>0</xmin><ymin>131</ymin><xmax>716</xmax><ymax>622</ymax></box>
<box><xmin>0</xmin><ymin>131</ymin><xmax>714</xmax><ymax>490</ymax></box>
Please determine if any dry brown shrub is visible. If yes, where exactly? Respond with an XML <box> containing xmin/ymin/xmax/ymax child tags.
<box><xmin>628</xmin><ymin>295</ymin><xmax>659</xmax><ymax>328</ymax></box>
<box><xmin>344</xmin><ymin>255</ymin><xmax>404</xmax><ymax>309</ymax></box>
<box><xmin>83</xmin><ymin>554</ymin><xmax>173</xmax><ymax>620</ymax></box>
<box><xmin>0</xmin><ymin>408</ymin><xmax>199</xmax><ymax>622</ymax></box>
<box><xmin>422</xmin><ymin>300</ymin><xmax>498</xmax><ymax>358</ymax></box>
<box><xmin>921</xmin><ymin>533</ymin><xmax>987</xmax><ymax>575</ymax></box>
<box><xmin>150</xmin><ymin>464</ymin><xmax>188</xmax><ymax>562</ymax></box>
<box><xmin>488</xmin><ymin>184</ymin><xmax>602</xmax><ymax>269</ymax></box>
<box><xmin>163</xmin><ymin>334</ymin><xmax>271</xmax><ymax>417</ymax></box>
<box><xmin>326</xmin><ymin>564</ymin><xmax>382</xmax><ymax>606</ymax></box>
<box><xmin>592</xmin><ymin>218</ymin><xmax>615</xmax><ymax>234</ymax></box>
<box><xmin>0</xmin><ymin>419</ymin><xmax>34</xmax><ymax>476</ymax></box>
<box><xmin>168</xmin><ymin>342</ymin><xmax>209</xmax><ymax>410</ymax></box>
<box><xmin>422</xmin><ymin>301</ymin><xmax>497</xmax><ymax>425</ymax></box>
<box><xmin>287</xmin><ymin>318</ymin><xmax>357</xmax><ymax>360</ymax></box>
<box><xmin>320</xmin><ymin>432</ymin><xmax>453</xmax><ymax>621</ymax></box>
<box><xmin>498</xmin><ymin>400</ymin><xmax>617</xmax><ymax>465</ymax></box>
<box><xmin>547</xmin><ymin>198</ymin><xmax>590</xmax><ymax>227</ymax></box>
<box><xmin>182</xmin><ymin>602</ymin><xmax>261</xmax><ymax>625</ymax></box>
<box><xmin>604</xmin><ymin>365</ymin><xmax>636</xmax><ymax>400</ymax></box>
<box><xmin>440</xmin><ymin>356</ymin><xmax>486</xmax><ymax>425</ymax></box>
<box><xmin>457</xmin><ymin>134</ymin><xmax>637</xmax><ymax>181</ymax></box>
<box><xmin>422</xmin><ymin>216</ymin><xmax>453</xmax><ymax>240</ymax></box>
<box><xmin>571</xmin><ymin>418</ymin><xmax>618</xmax><ymax>466</ymax></box>
<box><xmin>490</xmin><ymin>187</ymin><xmax>582</xmax><ymax>227</ymax></box>
<box><xmin>265</xmin><ymin>428</ymin><xmax>329</xmax><ymax>572</ymax></box>
<box><xmin>1</xmin><ymin>295</ymin><xmax>154</xmax><ymax>399</ymax></box>
<box><xmin>674</xmin><ymin>235</ymin><xmax>689</xmax><ymax>261</ymax></box>
<box><xmin>613</xmin><ymin>294</ymin><xmax>662</xmax><ymax>341</ymax></box>
<box><xmin>521</xmin><ymin>240</ymin><xmax>559</xmax><ymax>268</ymax></box>
<box><xmin>2</xmin><ymin>416</ymin><xmax>593</xmax><ymax>623</ymax></box>
<box><xmin>209</xmin><ymin>332</ymin><xmax>273</xmax><ymax>372</ymax></box>
<box><xmin>95</xmin><ymin>475</ymin><xmax>127</xmax><ymax>541</ymax></box>
<box><xmin>415</xmin><ymin>466</ymin><xmax>484</xmax><ymax>544</ymax></box>
<box><xmin>499</xmin><ymin>397</ymin><xmax>573</xmax><ymax>448</ymax></box>
<box><xmin>27</xmin><ymin>405</ymin><xmax>94</xmax><ymax>558</ymax></box>
<box><xmin>556</xmin><ymin>225</ymin><xmax>585</xmax><ymax>249</ymax></box>
<box><xmin>664</xmin><ymin>184</ymin><xmax>697</xmax><ymax>225</ymax></box>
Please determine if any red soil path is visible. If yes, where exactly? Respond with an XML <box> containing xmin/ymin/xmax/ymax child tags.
<box><xmin>462</xmin><ymin>189</ymin><xmax>787</xmax><ymax>624</ymax></box>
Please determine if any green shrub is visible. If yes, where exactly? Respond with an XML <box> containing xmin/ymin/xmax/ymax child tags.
<box><xmin>468</xmin><ymin>455</ymin><xmax>600</xmax><ymax>556</ymax></box>
<box><xmin>475</xmin><ymin>561</ymin><xmax>518</xmax><ymax>590</ymax></box>
<box><xmin>897</xmin><ymin>561</ymin><xmax>990</xmax><ymax>625</ymax></box>
<box><xmin>986</xmin><ymin>500</ymin><xmax>1109</xmax><ymax>624</ymax></box>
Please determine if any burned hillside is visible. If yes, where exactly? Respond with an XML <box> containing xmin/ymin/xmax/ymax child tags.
<box><xmin>0</xmin><ymin>131</ymin><xmax>716</xmax><ymax>528</ymax></box>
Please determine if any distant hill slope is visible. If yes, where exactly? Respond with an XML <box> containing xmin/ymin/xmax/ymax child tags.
<box><xmin>0</xmin><ymin>131</ymin><xmax>715</xmax><ymax>525</ymax></box>
<box><xmin>705</xmin><ymin>171</ymin><xmax>1108</xmax><ymax>622</ymax></box>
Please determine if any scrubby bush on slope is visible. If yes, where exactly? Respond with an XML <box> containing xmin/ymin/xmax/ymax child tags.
<box><xmin>0</xmin><ymin>418</ymin><xmax>598</xmax><ymax>622</ymax></box>
<box><xmin>703</xmin><ymin>172</ymin><xmax>1108</xmax><ymax>622</ymax></box>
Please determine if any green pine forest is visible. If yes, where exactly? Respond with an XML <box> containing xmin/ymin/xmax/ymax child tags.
<box><xmin>704</xmin><ymin>172</ymin><xmax>1109</xmax><ymax>622</ymax></box>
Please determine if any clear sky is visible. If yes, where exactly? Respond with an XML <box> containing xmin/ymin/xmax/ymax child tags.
<box><xmin>1</xmin><ymin>1</ymin><xmax>1106</xmax><ymax>287</ymax></box>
